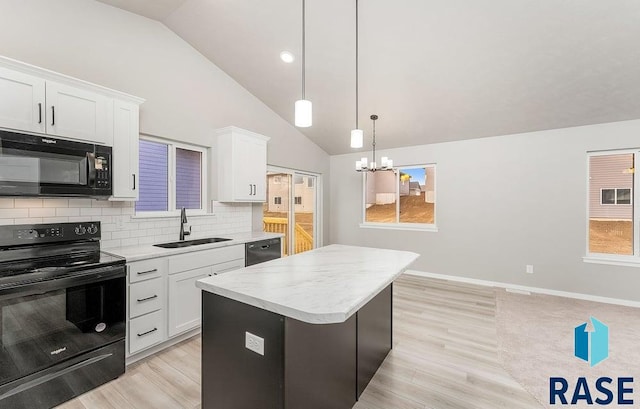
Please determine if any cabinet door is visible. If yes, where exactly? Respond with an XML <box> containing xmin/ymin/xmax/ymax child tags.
<box><xmin>0</xmin><ymin>67</ymin><xmax>46</xmax><ymax>133</ymax></box>
<box><xmin>111</xmin><ymin>100</ymin><xmax>139</xmax><ymax>200</ymax></box>
<box><xmin>168</xmin><ymin>267</ymin><xmax>210</xmax><ymax>337</ymax></box>
<box><xmin>233</xmin><ymin>134</ymin><xmax>266</xmax><ymax>201</ymax></box>
<box><xmin>46</xmin><ymin>81</ymin><xmax>112</xmax><ymax>145</ymax></box>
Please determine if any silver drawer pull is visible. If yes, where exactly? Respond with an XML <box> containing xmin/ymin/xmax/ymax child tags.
<box><xmin>137</xmin><ymin>327</ymin><xmax>158</xmax><ymax>337</ymax></box>
<box><xmin>136</xmin><ymin>268</ymin><xmax>158</xmax><ymax>275</ymax></box>
<box><xmin>137</xmin><ymin>294</ymin><xmax>158</xmax><ymax>302</ymax></box>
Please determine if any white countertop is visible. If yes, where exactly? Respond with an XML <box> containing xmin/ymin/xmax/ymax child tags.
<box><xmin>195</xmin><ymin>244</ymin><xmax>419</xmax><ymax>324</ymax></box>
<box><xmin>104</xmin><ymin>231</ymin><xmax>283</xmax><ymax>262</ymax></box>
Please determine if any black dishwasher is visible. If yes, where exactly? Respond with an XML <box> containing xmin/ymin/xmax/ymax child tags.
<box><xmin>245</xmin><ymin>238</ymin><xmax>281</xmax><ymax>266</ymax></box>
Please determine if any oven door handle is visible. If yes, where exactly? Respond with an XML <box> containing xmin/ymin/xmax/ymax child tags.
<box><xmin>0</xmin><ymin>265</ymin><xmax>126</xmax><ymax>301</ymax></box>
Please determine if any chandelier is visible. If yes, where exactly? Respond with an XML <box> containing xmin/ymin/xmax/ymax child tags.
<box><xmin>355</xmin><ymin>115</ymin><xmax>393</xmax><ymax>172</ymax></box>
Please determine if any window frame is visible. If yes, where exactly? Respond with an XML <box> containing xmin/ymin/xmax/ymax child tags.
<box><xmin>584</xmin><ymin>149</ymin><xmax>640</xmax><ymax>267</ymax></box>
<box><xmin>599</xmin><ymin>188</ymin><xmax>633</xmax><ymax>206</ymax></box>
<box><xmin>135</xmin><ymin>135</ymin><xmax>208</xmax><ymax>218</ymax></box>
<box><xmin>360</xmin><ymin>163</ymin><xmax>438</xmax><ymax>232</ymax></box>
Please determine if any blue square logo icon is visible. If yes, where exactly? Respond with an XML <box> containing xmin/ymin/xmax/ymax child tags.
<box><xmin>574</xmin><ymin>317</ymin><xmax>609</xmax><ymax>367</ymax></box>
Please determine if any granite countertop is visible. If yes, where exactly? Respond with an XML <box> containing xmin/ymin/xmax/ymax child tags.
<box><xmin>195</xmin><ymin>244</ymin><xmax>419</xmax><ymax>324</ymax></box>
<box><xmin>104</xmin><ymin>231</ymin><xmax>283</xmax><ymax>262</ymax></box>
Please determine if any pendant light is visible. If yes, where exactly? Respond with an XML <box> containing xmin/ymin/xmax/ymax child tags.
<box><xmin>295</xmin><ymin>0</ymin><xmax>312</xmax><ymax>127</ymax></box>
<box><xmin>355</xmin><ymin>115</ymin><xmax>393</xmax><ymax>172</ymax></box>
<box><xmin>350</xmin><ymin>0</ymin><xmax>363</xmax><ymax>148</ymax></box>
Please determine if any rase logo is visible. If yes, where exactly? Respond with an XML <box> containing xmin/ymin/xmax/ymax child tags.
<box><xmin>549</xmin><ymin>317</ymin><xmax>634</xmax><ymax>406</ymax></box>
<box><xmin>574</xmin><ymin>316</ymin><xmax>608</xmax><ymax>367</ymax></box>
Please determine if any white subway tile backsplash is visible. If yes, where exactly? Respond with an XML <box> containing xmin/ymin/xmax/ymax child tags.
<box><xmin>29</xmin><ymin>208</ymin><xmax>56</xmax><ymax>218</ymax></box>
<box><xmin>68</xmin><ymin>199</ymin><xmax>92</xmax><ymax>208</ymax></box>
<box><xmin>1</xmin><ymin>209</ymin><xmax>29</xmax><ymax>218</ymax></box>
<box><xmin>42</xmin><ymin>217</ymin><xmax>70</xmax><ymax>223</ymax></box>
<box><xmin>43</xmin><ymin>199</ymin><xmax>69</xmax><ymax>208</ymax></box>
<box><xmin>14</xmin><ymin>198</ymin><xmax>43</xmax><ymax>208</ymax></box>
<box><xmin>101</xmin><ymin>239</ymin><xmax>121</xmax><ymax>249</ymax></box>
<box><xmin>56</xmin><ymin>208</ymin><xmax>80</xmax><ymax>217</ymax></box>
<box><xmin>101</xmin><ymin>207</ymin><xmax>122</xmax><ymax>216</ymax></box>
<box><xmin>111</xmin><ymin>230</ymin><xmax>130</xmax><ymax>240</ymax></box>
<box><xmin>14</xmin><ymin>217</ymin><xmax>43</xmax><ymax>224</ymax></box>
<box><xmin>80</xmin><ymin>208</ymin><xmax>102</xmax><ymax>216</ymax></box>
<box><xmin>101</xmin><ymin>223</ymin><xmax>117</xmax><ymax>232</ymax></box>
<box><xmin>120</xmin><ymin>238</ymin><xmax>140</xmax><ymax>247</ymax></box>
<box><xmin>91</xmin><ymin>200</ymin><xmax>111</xmax><ymax>208</ymax></box>
<box><xmin>0</xmin><ymin>199</ymin><xmax>14</xmax><ymax>208</ymax></box>
<box><xmin>1</xmin><ymin>200</ymin><xmax>253</xmax><ymax>248</ymax></box>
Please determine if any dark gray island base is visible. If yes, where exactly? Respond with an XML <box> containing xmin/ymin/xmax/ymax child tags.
<box><xmin>201</xmin><ymin>284</ymin><xmax>392</xmax><ymax>409</ymax></box>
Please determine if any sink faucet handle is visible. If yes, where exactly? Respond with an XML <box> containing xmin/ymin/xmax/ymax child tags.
<box><xmin>185</xmin><ymin>225</ymin><xmax>192</xmax><ymax>236</ymax></box>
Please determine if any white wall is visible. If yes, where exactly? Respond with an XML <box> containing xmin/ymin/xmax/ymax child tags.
<box><xmin>0</xmin><ymin>0</ymin><xmax>330</xmax><ymax>243</ymax></box>
<box><xmin>331</xmin><ymin>119</ymin><xmax>640</xmax><ymax>301</ymax></box>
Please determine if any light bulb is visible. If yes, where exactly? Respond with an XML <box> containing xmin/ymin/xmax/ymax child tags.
<box><xmin>295</xmin><ymin>100</ymin><xmax>312</xmax><ymax>127</ymax></box>
<box><xmin>350</xmin><ymin>129</ymin><xmax>363</xmax><ymax>148</ymax></box>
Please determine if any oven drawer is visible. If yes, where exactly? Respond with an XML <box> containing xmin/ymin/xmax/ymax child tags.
<box><xmin>129</xmin><ymin>277</ymin><xmax>163</xmax><ymax>319</ymax></box>
<box><xmin>129</xmin><ymin>310</ymin><xmax>165</xmax><ymax>354</ymax></box>
<box><xmin>128</xmin><ymin>258</ymin><xmax>167</xmax><ymax>284</ymax></box>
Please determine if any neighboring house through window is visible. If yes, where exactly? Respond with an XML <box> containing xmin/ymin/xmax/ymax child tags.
<box><xmin>587</xmin><ymin>151</ymin><xmax>636</xmax><ymax>259</ymax></box>
<box><xmin>362</xmin><ymin>165</ymin><xmax>436</xmax><ymax>230</ymax></box>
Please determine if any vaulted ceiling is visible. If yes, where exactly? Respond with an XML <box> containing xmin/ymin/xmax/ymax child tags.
<box><xmin>96</xmin><ymin>0</ymin><xmax>640</xmax><ymax>155</ymax></box>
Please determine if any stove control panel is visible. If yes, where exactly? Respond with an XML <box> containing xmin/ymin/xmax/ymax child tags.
<box><xmin>0</xmin><ymin>222</ymin><xmax>101</xmax><ymax>246</ymax></box>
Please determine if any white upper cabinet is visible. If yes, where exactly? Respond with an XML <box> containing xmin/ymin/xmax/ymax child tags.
<box><xmin>46</xmin><ymin>81</ymin><xmax>112</xmax><ymax>145</ymax></box>
<box><xmin>0</xmin><ymin>56</ymin><xmax>144</xmax><ymax>150</ymax></box>
<box><xmin>212</xmin><ymin>127</ymin><xmax>269</xmax><ymax>202</ymax></box>
<box><xmin>111</xmin><ymin>100</ymin><xmax>140</xmax><ymax>200</ymax></box>
<box><xmin>0</xmin><ymin>56</ymin><xmax>144</xmax><ymax>201</ymax></box>
<box><xmin>0</xmin><ymin>67</ymin><xmax>46</xmax><ymax>134</ymax></box>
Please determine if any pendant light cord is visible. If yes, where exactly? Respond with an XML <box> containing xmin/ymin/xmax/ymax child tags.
<box><xmin>372</xmin><ymin>115</ymin><xmax>376</xmax><ymax>167</ymax></box>
<box><xmin>302</xmin><ymin>0</ymin><xmax>306</xmax><ymax>100</ymax></box>
<box><xmin>355</xmin><ymin>0</ymin><xmax>359</xmax><ymax>129</ymax></box>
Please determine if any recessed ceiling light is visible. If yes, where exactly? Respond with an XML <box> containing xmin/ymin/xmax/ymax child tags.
<box><xmin>280</xmin><ymin>51</ymin><xmax>295</xmax><ymax>63</ymax></box>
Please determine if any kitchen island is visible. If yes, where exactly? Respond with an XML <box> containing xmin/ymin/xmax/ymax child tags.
<box><xmin>196</xmin><ymin>244</ymin><xmax>419</xmax><ymax>409</ymax></box>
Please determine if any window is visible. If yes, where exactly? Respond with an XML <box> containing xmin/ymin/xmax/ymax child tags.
<box><xmin>587</xmin><ymin>152</ymin><xmax>635</xmax><ymax>258</ymax></box>
<box><xmin>599</xmin><ymin>188</ymin><xmax>632</xmax><ymax>205</ymax></box>
<box><xmin>295</xmin><ymin>196</ymin><xmax>302</xmax><ymax>205</ymax></box>
<box><xmin>136</xmin><ymin>137</ymin><xmax>207</xmax><ymax>215</ymax></box>
<box><xmin>362</xmin><ymin>165</ymin><xmax>436</xmax><ymax>230</ymax></box>
<box><xmin>274</xmin><ymin>196</ymin><xmax>282</xmax><ymax>205</ymax></box>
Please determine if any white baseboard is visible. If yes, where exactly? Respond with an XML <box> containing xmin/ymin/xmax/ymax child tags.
<box><xmin>404</xmin><ymin>270</ymin><xmax>640</xmax><ymax>308</ymax></box>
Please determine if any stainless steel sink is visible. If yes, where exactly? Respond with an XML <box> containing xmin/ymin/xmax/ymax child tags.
<box><xmin>153</xmin><ymin>237</ymin><xmax>232</xmax><ymax>248</ymax></box>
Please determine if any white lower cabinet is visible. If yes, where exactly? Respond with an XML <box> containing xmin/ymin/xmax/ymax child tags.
<box><xmin>168</xmin><ymin>267</ymin><xmax>210</xmax><ymax>337</ymax></box>
<box><xmin>126</xmin><ymin>244</ymin><xmax>245</xmax><ymax>358</ymax></box>
<box><xmin>129</xmin><ymin>276</ymin><xmax>163</xmax><ymax>319</ymax></box>
<box><xmin>129</xmin><ymin>310</ymin><xmax>165</xmax><ymax>354</ymax></box>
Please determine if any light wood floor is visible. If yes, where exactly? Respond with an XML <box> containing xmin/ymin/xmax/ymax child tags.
<box><xmin>58</xmin><ymin>275</ymin><xmax>541</xmax><ymax>409</ymax></box>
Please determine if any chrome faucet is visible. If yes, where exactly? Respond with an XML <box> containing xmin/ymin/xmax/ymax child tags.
<box><xmin>179</xmin><ymin>208</ymin><xmax>191</xmax><ymax>241</ymax></box>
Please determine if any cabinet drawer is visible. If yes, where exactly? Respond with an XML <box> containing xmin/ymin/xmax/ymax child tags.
<box><xmin>129</xmin><ymin>277</ymin><xmax>163</xmax><ymax>319</ymax></box>
<box><xmin>129</xmin><ymin>310</ymin><xmax>165</xmax><ymax>354</ymax></box>
<box><xmin>168</xmin><ymin>245</ymin><xmax>243</xmax><ymax>274</ymax></box>
<box><xmin>129</xmin><ymin>258</ymin><xmax>167</xmax><ymax>283</ymax></box>
<box><xmin>211</xmin><ymin>258</ymin><xmax>245</xmax><ymax>276</ymax></box>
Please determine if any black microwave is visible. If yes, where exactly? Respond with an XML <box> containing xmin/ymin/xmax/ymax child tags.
<box><xmin>0</xmin><ymin>130</ymin><xmax>112</xmax><ymax>198</ymax></box>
